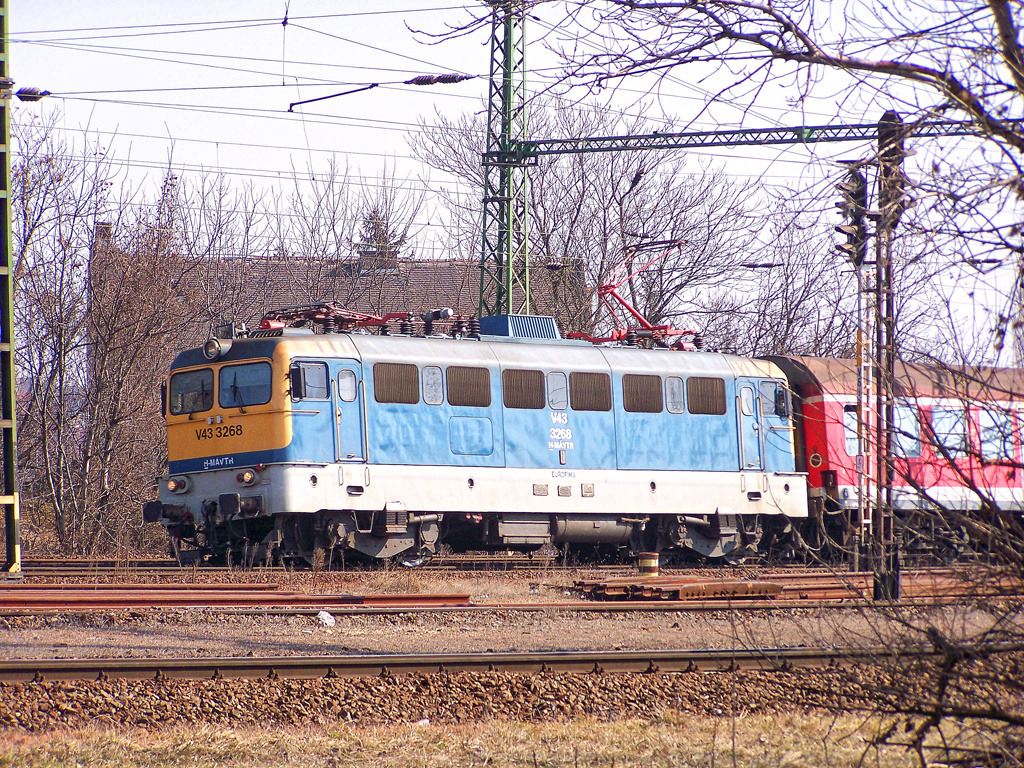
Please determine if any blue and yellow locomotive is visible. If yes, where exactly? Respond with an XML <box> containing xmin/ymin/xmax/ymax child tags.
<box><xmin>143</xmin><ymin>307</ymin><xmax>808</xmax><ymax>564</ymax></box>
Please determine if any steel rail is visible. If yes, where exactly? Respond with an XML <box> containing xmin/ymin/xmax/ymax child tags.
<box><xmin>0</xmin><ymin>645</ymin><xmax>934</xmax><ymax>683</ymax></box>
<box><xmin>0</xmin><ymin>590</ymin><xmax>471</xmax><ymax>610</ymax></box>
<box><xmin>0</xmin><ymin>594</ymin><xmax>983</xmax><ymax>619</ymax></box>
<box><xmin>18</xmin><ymin>554</ymin><xmax>571</xmax><ymax>576</ymax></box>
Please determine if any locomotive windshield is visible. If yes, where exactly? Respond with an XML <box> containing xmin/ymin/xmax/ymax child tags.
<box><xmin>219</xmin><ymin>362</ymin><xmax>272</xmax><ymax>408</ymax></box>
<box><xmin>168</xmin><ymin>368</ymin><xmax>213</xmax><ymax>415</ymax></box>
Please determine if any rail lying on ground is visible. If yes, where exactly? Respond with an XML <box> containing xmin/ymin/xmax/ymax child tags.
<box><xmin>0</xmin><ymin>646</ymin><xmax>926</xmax><ymax>683</ymax></box>
<box><xmin>575</xmin><ymin>569</ymin><xmax>1024</xmax><ymax>601</ymax></box>
<box><xmin>0</xmin><ymin>585</ymin><xmax>470</xmax><ymax>610</ymax></box>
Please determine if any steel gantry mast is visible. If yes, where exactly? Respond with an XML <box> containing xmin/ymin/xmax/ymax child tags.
<box><xmin>479</xmin><ymin>0</ymin><xmax>529</xmax><ymax>317</ymax></box>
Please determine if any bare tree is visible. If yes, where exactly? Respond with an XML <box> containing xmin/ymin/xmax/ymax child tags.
<box><xmin>411</xmin><ymin>96</ymin><xmax>759</xmax><ymax>335</ymax></box>
<box><xmin>12</xmin><ymin>111</ymin><xmax>195</xmax><ymax>554</ymax></box>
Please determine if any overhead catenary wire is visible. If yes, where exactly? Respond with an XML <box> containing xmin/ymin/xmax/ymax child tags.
<box><xmin>12</xmin><ymin>6</ymin><xmax>477</xmax><ymax>40</ymax></box>
<box><xmin>21</xmin><ymin>35</ymin><xmax>845</xmax><ymax>128</ymax></box>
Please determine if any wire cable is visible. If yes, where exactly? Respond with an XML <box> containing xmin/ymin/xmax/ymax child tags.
<box><xmin>13</xmin><ymin>6</ymin><xmax>475</xmax><ymax>40</ymax></box>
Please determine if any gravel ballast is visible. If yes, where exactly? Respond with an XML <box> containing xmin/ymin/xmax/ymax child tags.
<box><xmin>2</xmin><ymin>651</ymin><xmax>1022</xmax><ymax>732</ymax></box>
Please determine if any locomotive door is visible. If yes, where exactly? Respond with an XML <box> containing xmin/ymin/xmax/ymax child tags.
<box><xmin>737</xmin><ymin>380</ymin><xmax>764</xmax><ymax>471</ymax></box>
<box><xmin>333</xmin><ymin>361</ymin><xmax>365</xmax><ymax>462</ymax></box>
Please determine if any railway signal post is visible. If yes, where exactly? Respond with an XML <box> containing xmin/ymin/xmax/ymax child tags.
<box><xmin>836</xmin><ymin>164</ymin><xmax>872</xmax><ymax>572</ymax></box>
<box><xmin>872</xmin><ymin>111</ymin><xmax>910</xmax><ymax>601</ymax></box>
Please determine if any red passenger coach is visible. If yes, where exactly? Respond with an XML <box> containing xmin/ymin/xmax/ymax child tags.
<box><xmin>771</xmin><ymin>356</ymin><xmax>1024</xmax><ymax>542</ymax></box>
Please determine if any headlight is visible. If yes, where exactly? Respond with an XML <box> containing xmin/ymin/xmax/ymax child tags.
<box><xmin>166</xmin><ymin>476</ymin><xmax>191</xmax><ymax>494</ymax></box>
<box><xmin>203</xmin><ymin>337</ymin><xmax>232</xmax><ymax>361</ymax></box>
<box><xmin>236</xmin><ymin>469</ymin><xmax>258</xmax><ymax>486</ymax></box>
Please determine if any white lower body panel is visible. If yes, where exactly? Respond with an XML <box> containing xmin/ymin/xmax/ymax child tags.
<box><xmin>268</xmin><ymin>464</ymin><xmax>808</xmax><ymax>519</ymax></box>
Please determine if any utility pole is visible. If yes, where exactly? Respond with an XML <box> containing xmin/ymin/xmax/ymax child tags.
<box><xmin>479</xmin><ymin>0</ymin><xmax>529</xmax><ymax>317</ymax></box>
<box><xmin>1</xmin><ymin>0</ymin><xmax>21</xmax><ymax>580</ymax></box>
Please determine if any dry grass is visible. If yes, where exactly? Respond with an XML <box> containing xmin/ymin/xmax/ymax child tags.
<box><xmin>0</xmin><ymin>712</ymin><xmax>926</xmax><ymax>768</ymax></box>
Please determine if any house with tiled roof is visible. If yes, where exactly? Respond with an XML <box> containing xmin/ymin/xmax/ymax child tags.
<box><xmin>176</xmin><ymin>251</ymin><xmax>588</xmax><ymax>341</ymax></box>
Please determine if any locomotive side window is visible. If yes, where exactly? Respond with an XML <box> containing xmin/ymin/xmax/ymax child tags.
<box><xmin>894</xmin><ymin>404</ymin><xmax>921</xmax><ymax>458</ymax></box>
<box><xmin>759</xmin><ymin>380</ymin><xmax>789</xmax><ymax>417</ymax></box>
<box><xmin>686</xmin><ymin>377</ymin><xmax>727</xmax><ymax>415</ymax></box>
<box><xmin>503</xmin><ymin>369</ymin><xmax>544</xmax><ymax>409</ymax></box>
<box><xmin>290</xmin><ymin>362</ymin><xmax>329</xmax><ymax>400</ymax></box>
<box><xmin>422</xmin><ymin>366</ymin><xmax>444</xmax><ymax>405</ymax></box>
<box><xmin>739</xmin><ymin>386</ymin><xmax>755</xmax><ymax>416</ymax></box>
<box><xmin>623</xmin><ymin>374</ymin><xmax>663</xmax><ymax>413</ymax></box>
<box><xmin>374</xmin><ymin>362</ymin><xmax>419</xmax><ymax>404</ymax></box>
<box><xmin>338</xmin><ymin>369</ymin><xmax>357</xmax><ymax>403</ymax></box>
<box><xmin>548</xmin><ymin>371</ymin><xmax>568</xmax><ymax>410</ymax></box>
<box><xmin>931</xmin><ymin>407</ymin><xmax>968</xmax><ymax>458</ymax></box>
<box><xmin>665</xmin><ymin>377</ymin><xmax>685</xmax><ymax>414</ymax></box>
<box><xmin>169</xmin><ymin>368</ymin><xmax>213</xmax><ymax>415</ymax></box>
<box><xmin>447</xmin><ymin>366</ymin><xmax>491</xmax><ymax>407</ymax></box>
<box><xmin>980</xmin><ymin>408</ymin><xmax>1016</xmax><ymax>461</ymax></box>
<box><xmin>219</xmin><ymin>362</ymin><xmax>272</xmax><ymax>408</ymax></box>
<box><xmin>570</xmin><ymin>372</ymin><xmax>612</xmax><ymax>412</ymax></box>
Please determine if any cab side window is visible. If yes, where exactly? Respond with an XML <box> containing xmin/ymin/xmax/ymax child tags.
<box><xmin>290</xmin><ymin>362</ymin><xmax>329</xmax><ymax>400</ymax></box>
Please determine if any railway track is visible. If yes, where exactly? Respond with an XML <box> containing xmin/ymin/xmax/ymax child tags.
<box><xmin>3</xmin><ymin>566</ymin><xmax>1016</xmax><ymax>615</ymax></box>
<box><xmin>0</xmin><ymin>645</ymin><xmax>924</xmax><ymax>683</ymax></box>
<box><xmin>19</xmin><ymin>553</ymin><xmax>575</xmax><ymax>578</ymax></box>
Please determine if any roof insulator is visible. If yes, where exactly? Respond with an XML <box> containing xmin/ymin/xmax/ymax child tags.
<box><xmin>404</xmin><ymin>74</ymin><xmax>474</xmax><ymax>86</ymax></box>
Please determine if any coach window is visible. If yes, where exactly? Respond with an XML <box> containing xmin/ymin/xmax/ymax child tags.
<box><xmin>374</xmin><ymin>362</ymin><xmax>419</xmax><ymax>404</ymax></box>
<box><xmin>169</xmin><ymin>368</ymin><xmax>213</xmax><ymax>415</ymax></box>
<box><xmin>980</xmin><ymin>408</ymin><xmax>1015</xmax><ymax>462</ymax></box>
<box><xmin>894</xmin><ymin>404</ymin><xmax>921</xmax><ymax>458</ymax></box>
<box><xmin>422</xmin><ymin>366</ymin><xmax>444</xmax><ymax>405</ymax></box>
<box><xmin>570</xmin><ymin>372</ymin><xmax>612</xmax><ymax>412</ymax></box>
<box><xmin>665</xmin><ymin>376</ymin><xmax>685</xmax><ymax>414</ymax></box>
<box><xmin>220</xmin><ymin>362</ymin><xmax>272</xmax><ymax>408</ymax></box>
<box><xmin>447</xmin><ymin>366</ymin><xmax>491</xmax><ymax>407</ymax></box>
<box><xmin>338</xmin><ymin>369</ymin><xmax>357</xmax><ymax>403</ymax></box>
<box><xmin>623</xmin><ymin>374</ymin><xmax>663</xmax><ymax>413</ymax></box>
<box><xmin>503</xmin><ymin>369</ymin><xmax>544</xmax><ymax>409</ymax></box>
<box><xmin>931</xmin><ymin>407</ymin><xmax>968</xmax><ymax>459</ymax></box>
<box><xmin>843</xmin><ymin>405</ymin><xmax>860</xmax><ymax>456</ymax></box>
<box><xmin>548</xmin><ymin>371</ymin><xmax>568</xmax><ymax>410</ymax></box>
<box><xmin>686</xmin><ymin>377</ymin><xmax>727</xmax><ymax>415</ymax></box>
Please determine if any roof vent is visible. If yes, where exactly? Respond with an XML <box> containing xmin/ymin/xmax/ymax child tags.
<box><xmin>478</xmin><ymin>314</ymin><xmax>561</xmax><ymax>340</ymax></box>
